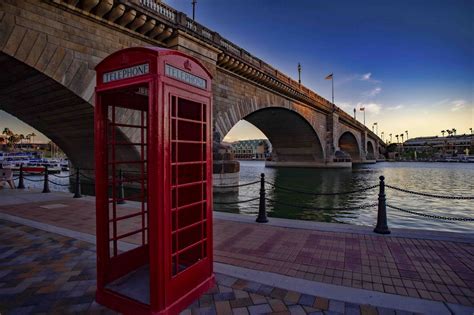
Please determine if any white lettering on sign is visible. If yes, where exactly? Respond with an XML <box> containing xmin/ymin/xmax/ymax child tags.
<box><xmin>103</xmin><ymin>64</ymin><xmax>150</xmax><ymax>83</ymax></box>
<box><xmin>165</xmin><ymin>64</ymin><xmax>207</xmax><ymax>89</ymax></box>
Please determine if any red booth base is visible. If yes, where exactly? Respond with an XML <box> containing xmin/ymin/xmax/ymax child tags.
<box><xmin>96</xmin><ymin>273</ymin><xmax>215</xmax><ymax>315</ymax></box>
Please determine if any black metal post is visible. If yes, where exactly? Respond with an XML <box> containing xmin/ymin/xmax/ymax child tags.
<box><xmin>374</xmin><ymin>175</ymin><xmax>390</xmax><ymax>234</ymax></box>
<box><xmin>17</xmin><ymin>164</ymin><xmax>25</xmax><ymax>189</ymax></box>
<box><xmin>117</xmin><ymin>169</ymin><xmax>125</xmax><ymax>204</ymax></box>
<box><xmin>73</xmin><ymin>168</ymin><xmax>82</xmax><ymax>198</ymax></box>
<box><xmin>256</xmin><ymin>173</ymin><xmax>268</xmax><ymax>223</ymax></box>
<box><xmin>42</xmin><ymin>165</ymin><xmax>50</xmax><ymax>193</ymax></box>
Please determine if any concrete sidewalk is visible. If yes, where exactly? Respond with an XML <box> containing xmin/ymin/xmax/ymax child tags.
<box><xmin>1</xmin><ymin>189</ymin><xmax>473</xmax><ymax>314</ymax></box>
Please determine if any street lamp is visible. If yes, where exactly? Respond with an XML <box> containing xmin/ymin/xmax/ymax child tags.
<box><xmin>298</xmin><ymin>63</ymin><xmax>301</xmax><ymax>85</ymax></box>
<box><xmin>405</xmin><ymin>130</ymin><xmax>408</xmax><ymax>140</ymax></box>
<box><xmin>381</xmin><ymin>132</ymin><xmax>384</xmax><ymax>141</ymax></box>
<box><xmin>373</xmin><ymin>122</ymin><xmax>378</xmax><ymax>135</ymax></box>
<box><xmin>192</xmin><ymin>0</ymin><xmax>197</xmax><ymax>20</ymax></box>
<box><xmin>360</xmin><ymin>107</ymin><xmax>366</xmax><ymax>125</ymax></box>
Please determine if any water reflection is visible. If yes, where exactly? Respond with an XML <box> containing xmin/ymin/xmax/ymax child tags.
<box><xmin>213</xmin><ymin>161</ymin><xmax>474</xmax><ymax>233</ymax></box>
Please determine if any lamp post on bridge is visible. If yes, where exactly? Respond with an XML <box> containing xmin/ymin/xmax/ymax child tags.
<box><xmin>360</xmin><ymin>107</ymin><xmax>365</xmax><ymax>126</ymax></box>
<box><xmin>298</xmin><ymin>63</ymin><xmax>301</xmax><ymax>86</ymax></box>
<box><xmin>381</xmin><ymin>132</ymin><xmax>384</xmax><ymax>141</ymax></box>
<box><xmin>192</xmin><ymin>0</ymin><xmax>197</xmax><ymax>20</ymax></box>
<box><xmin>325</xmin><ymin>73</ymin><xmax>334</xmax><ymax>104</ymax></box>
<box><xmin>373</xmin><ymin>122</ymin><xmax>378</xmax><ymax>136</ymax></box>
<box><xmin>353</xmin><ymin>108</ymin><xmax>356</xmax><ymax>120</ymax></box>
<box><xmin>405</xmin><ymin>130</ymin><xmax>409</xmax><ymax>140</ymax></box>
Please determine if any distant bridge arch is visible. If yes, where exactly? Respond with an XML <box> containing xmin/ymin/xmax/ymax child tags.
<box><xmin>338</xmin><ymin>131</ymin><xmax>361</xmax><ymax>162</ymax></box>
<box><xmin>242</xmin><ymin>107</ymin><xmax>325</xmax><ymax>163</ymax></box>
<box><xmin>366</xmin><ymin>140</ymin><xmax>375</xmax><ymax>160</ymax></box>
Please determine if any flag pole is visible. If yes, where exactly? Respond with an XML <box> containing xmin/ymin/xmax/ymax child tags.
<box><xmin>331</xmin><ymin>75</ymin><xmax>334</xmax><ymax>104</ymax></box>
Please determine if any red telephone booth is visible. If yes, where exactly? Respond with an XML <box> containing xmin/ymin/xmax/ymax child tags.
<box><xmin>94</xmin><ymin>47</ymin><xmax>214</xmax><ymax>315</ymax></box>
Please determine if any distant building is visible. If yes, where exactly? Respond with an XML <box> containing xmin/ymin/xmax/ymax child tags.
<box><xmin>230</xmin><ymin>139</ymin><xmax>272</xmax><ymax>160</ymax></box>
<box><xmin>402</xmin><ymin>134</ymin><xmax>473</xmax><ymax>157</ymax></box>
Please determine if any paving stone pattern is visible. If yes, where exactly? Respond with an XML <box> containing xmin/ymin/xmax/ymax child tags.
<box><xmin>0</xmin><ymin>219</ymin><xmax>410</xmax><ymax>314</ymax></box>
<box><xmin>0</xmin><ymin>197</ymin><xmax>473</xmax><ymax>308</ymax></box>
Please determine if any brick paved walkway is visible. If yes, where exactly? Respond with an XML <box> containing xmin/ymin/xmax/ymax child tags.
<box><xmin>0</xmin><ymin>192</ymin><xmax>473</xmax><ymax>310</ymax></box>
<box><xmin>0</xmin><ymin>219</ymin><xmax>408</xmax><ymax>315</ymax></box>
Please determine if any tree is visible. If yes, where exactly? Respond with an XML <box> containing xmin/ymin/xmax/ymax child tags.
<box><xmin>452</xmin><ymin>128</ymin><xmax>456</xmax><ymax>136</ymax></box>
<box><xmin>30</xmin><ymin>132</ymin><xmax>36</xmax><ymax>144</ymax></box>
<box><xmin>441</xmin><ymin>130</ymin><xmax>445</xmax><ymax>137</ymax></box>
<box><xmin>395</xmin><ymin>135</ymin><xmax>399</xmax><ymax>143</ymax></box>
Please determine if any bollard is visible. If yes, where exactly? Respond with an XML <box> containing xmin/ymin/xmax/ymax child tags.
<box><xmin>42</xmin><ymin>165</ymin><xmax>51</xmax><ymax>193</ymax></box>
<box><xmin>374</xmin><ymin>175</ymin><xmax>390</xmax><ymax>234</ymax></box>
<box><xmin>256</xmin><ymin>173</ymin><xmax>268</xmax><ymax>223</ymax></box>
<box><xmin>17</xmin><ymin>164</ymin><xmax>25</xmax><ymax>189</ymax></box>
<box><xmin>117</xmin><ymin>169</ymin><xmax>125</xmax><ymax>204</ymax></box>
<box><xmin>73</xmin><ymin>168</ymin><xmax>82</xmax><ymax>198</ymax></box>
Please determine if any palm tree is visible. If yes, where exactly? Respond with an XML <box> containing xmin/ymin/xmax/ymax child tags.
<box><xmin>470</xmin><ymin>127</ymin><xmax>473</xmax><ymax>135</ymax></box>
<box><xmin>395</xmin><ymin>135</ymin><xmax>399</xmax><ymax>143</ymax></box>
<box><xmin>405</xmin><ymin>130</ymin><xmax>409</xmax><ymax>140</ymax></box>
<box><xmin>30</xmin><ymin>132</ymin><xmax>36</xmax><ymax>144</ymax></box>
<box><xmin>18</xmin><ymin>134</ymin><xmax>25</xmax><ymax>150</ymax></box>
<box><xmin>446</xmin><ymin>130</ymin><xmax>452</xmax><ymax>136</ymax></box>
<box><xmin>452</xmin><ymin>128</ymin><xmax>456</xmax><ymax>136</ymax></box>
<box><xmin>389</xmin><ymin>133</ymin><xmax>392</xmax><ymax>143</ymax></box>
<box><xmin>400</xmin><ymin>134</ymin><xmax>404</xmax><ymax>143</ymax></box>
<box><xmin>441</xmin><ymin>130</ymin><xmax>445</xmax><ymax>137</ymax></box>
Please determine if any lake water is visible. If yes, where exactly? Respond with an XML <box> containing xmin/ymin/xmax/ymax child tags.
<box><xmin>12</xmin><ymin>162</ymin><xmax>473</xmax><ymax>233</ymax></box>
<box><xmin>213</xmin><ymin>161</ymin><xmax>474</xmax><ymax>233</ymax></box>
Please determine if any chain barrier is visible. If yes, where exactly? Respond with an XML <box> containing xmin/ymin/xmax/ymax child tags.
<box><xmin>385</xmin><ymin>185</ymin><xmax>474</xmax><ymax>200</ymax></box>
<box><xmin>47</xmin><ymin>179</ymin><xmax>70</xmax><ymax>187</ymax></box>
<box><xmin>50</xmin><ymin>173</ymin><xmax>75</xmax><ymax>179</ymax></box>
<box><xmin>214</xmin><ymin>180</ymin><xmax>260</xmax><ymax>189</ymax></box>
<box><xmin>214</xmin><ymin>196</ymin><xmax>260</xmax><ymax>205</ymax></box>
<box><xmin>266</xmin><ymin>181</ymin><xmax>379</xmax><ymax>196</ymax></box>
<box><xmin>80</xmin><ymin>172</ymin><xmax>94</xmax><ymax>181</ymax></box>
<box><xmin>22</xmin><ymin>177</ymin><xmax>45</xmax><ymax>183</ymax></box>
<box><xmin>387</xmin><ymin>204</ymin><xmax>474</xmax><ymax>222</ymax></box>
<box><xmin>266</xmin><ymin>198</ymin><xmax>378</xmax><ymax>211</ymax></box>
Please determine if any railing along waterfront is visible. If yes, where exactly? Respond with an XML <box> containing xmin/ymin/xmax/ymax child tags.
<box><xmin>214</xmin><ymin>173</ymin><xmax>474</xmax><ymax>233</ymax></box>
<box><xmin>12</xmin><ymin>168</ymin><xmax>474</xmax><ymax>232</ymax></box>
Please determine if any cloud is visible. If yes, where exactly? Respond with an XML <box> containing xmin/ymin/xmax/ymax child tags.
<box><xmin>387</xmin><ymin>105</ymin><xmax>404</xmax><ymax>111</ymax></box>
<box><xmin>361</xmin><ymin>73</ymin><xmax>372</xmax><ymax>81</ymax></box>
<box><xmin>360</xmin><ymin>72</ymin><xmax>381</xmax><ymax>83</ymax></box>
<box><xmin>450</xmin><ymin>99</ymin><xmax>466</xmax><ymax>111</ymax></box>
<box><xmin>363</xmin><ymin>87</ymin><xmax>382</xmax><ymax>97</ymax></box>
<box><xmin>357</xmin><ymin>102</ymin><xmax>382</xmax><ymax>115</ymax></box>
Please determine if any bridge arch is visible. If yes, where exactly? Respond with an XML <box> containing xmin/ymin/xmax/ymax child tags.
<box><xmin>338</xmin><ymin>131</ymin><xmax>361</xmax><ymax>162</ymax></box>
<box><xmin>366</xmin><ymin>140</ymin><xmax>375</xmax><ymax>159</ymax></box>
<box><xmin>222</xmin><ymin>107</ymin><xmax>325</xmax><ymax>163</ymax></box>
<box><xmin>244</xmin><ymin>107</ymin><xmax>325</xmax><ymax>162</ymax></box>
<box><xmin>0</xmin><ymin>52</ymin><xmax>138</xmax><ymax>169</ymax></box>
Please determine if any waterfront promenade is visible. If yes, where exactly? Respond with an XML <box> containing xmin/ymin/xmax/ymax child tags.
<box><xmin>0</xmin><ymin>190</ymin><xmax>473</xmax><ymax>314</ymax></box>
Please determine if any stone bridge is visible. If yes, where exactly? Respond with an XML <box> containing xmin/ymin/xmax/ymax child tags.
<box><xmin>0</xmin><ymin>0</ymin><xmax>385</xmax><ymax>169</ymax></box>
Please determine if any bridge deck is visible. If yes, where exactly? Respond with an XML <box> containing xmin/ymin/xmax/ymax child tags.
<box><xmin>0</xmin><ymin>190</ymin><xmax>473</xmax><ymax>312</ymax></box>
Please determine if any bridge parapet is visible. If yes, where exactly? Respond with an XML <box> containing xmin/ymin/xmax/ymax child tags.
<box><xmin>52</xmin><ymin>0</ymin><xmax>340</xmax><ymax>115</ymax></box>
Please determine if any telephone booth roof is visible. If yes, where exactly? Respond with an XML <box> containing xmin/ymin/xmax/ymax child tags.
<box><xmin>95</xmin><ymin>47</ymin><xmax>213</xmax><ymax>91</ymax></box>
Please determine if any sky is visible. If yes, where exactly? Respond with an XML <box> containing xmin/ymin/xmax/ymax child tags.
<box><xmin>167</xmin><ymin>0</ymin><xmax>473</xmax><ymax>142</ymax></box>
<box><xmin>1</xmin><ymin>0</ymin><xmax>472</xmax><ymax>143</ymax></box>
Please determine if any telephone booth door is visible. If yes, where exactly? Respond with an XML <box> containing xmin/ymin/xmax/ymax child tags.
<box><xmin>95</xmin><ymin>47</ymin><xmax>214</xmax><ymax>315</ymax></box>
